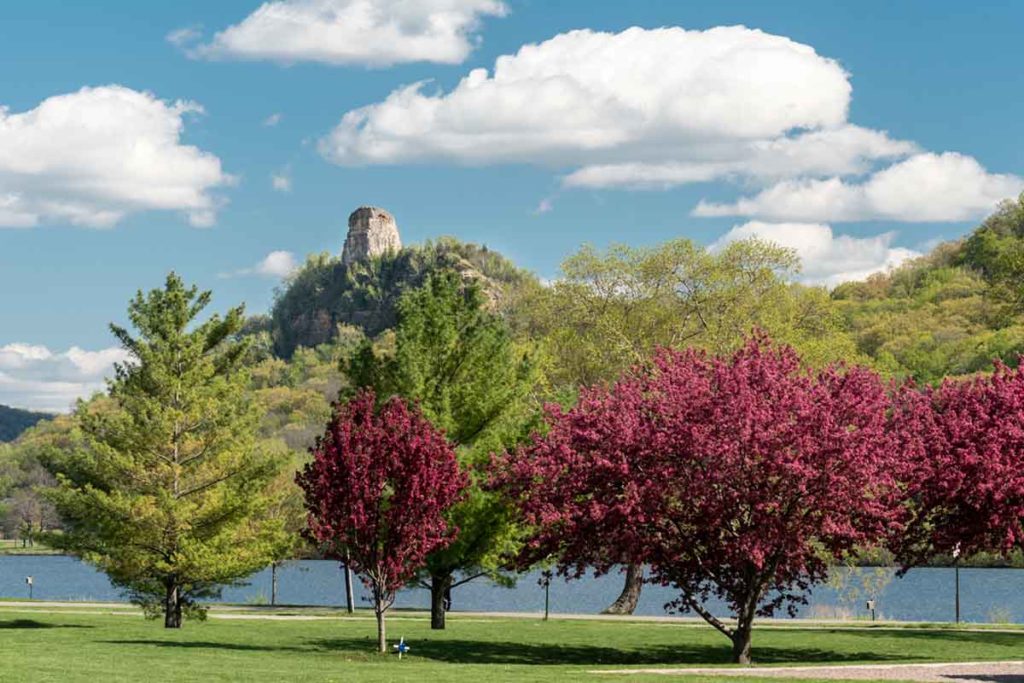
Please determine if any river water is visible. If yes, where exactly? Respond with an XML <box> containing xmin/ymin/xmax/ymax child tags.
<box><xmin>1</xmin><ymin>556</ymin><xmax>1020</xmax><ymax>623</ymax></box>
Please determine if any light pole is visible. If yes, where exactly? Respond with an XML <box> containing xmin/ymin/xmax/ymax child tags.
<box><xmin>542</xmin><ymin>570</ymin><xmax>552</xmax><ymax>621</ymax></box>
<box><xmin>953</xmin><ymin>544</ymin><xmax>961</xmax><ymax>624</ymax></box>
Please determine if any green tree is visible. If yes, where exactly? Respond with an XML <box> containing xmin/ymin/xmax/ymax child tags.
<box><xmin>959</xmin><ymin>192</ymin><xmax>1024</xmax><ymax>315</ymax></box>
<box><xmin>348</xmin><ymin>271</ymin><xmax>537</xmax><ymax>629</ymax></box>
<box><xmin>43</xmin><ymin>273</ymin><xmax>289</xmax><ymax>627</ymax></box>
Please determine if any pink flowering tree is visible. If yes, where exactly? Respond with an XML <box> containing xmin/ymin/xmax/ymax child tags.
<box><xmin>495</xmin><ymin>337</ymin><xmax>900</xmax><ymax>663</ymax></box>
<box><xmin>297</xmin><ymin>390</ymin><xmax>467</xmax><ymax>653</ymax></box>
<box><xmin>892</xmin><ymin>362</ymin><xmax>1024</xmax><ymax>565</ymax></box>
<box><xmin>492</xmin><ymin>374</ymin><xmax>655</xmax><ymax>578</ymax></box>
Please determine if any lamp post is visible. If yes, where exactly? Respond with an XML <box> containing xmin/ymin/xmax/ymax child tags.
<box><xmin>952</xmin><ymin>544</ymin><xmax>961</xmax><ymax>624</ymax></box>
<box><xmin>542</xmin><ymin>570</ymin><xmax>552</xmax><ymax>621</ymax></box>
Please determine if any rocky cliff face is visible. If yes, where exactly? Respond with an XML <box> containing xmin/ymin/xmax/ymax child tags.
<box><xmin>341</xmin><ymin>206</ymin><xmax>402</xmax><ymax>266</ymax></box>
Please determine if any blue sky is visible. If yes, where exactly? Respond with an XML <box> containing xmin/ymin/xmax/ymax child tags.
<box><xmin>1</xmin><ymin>0</ymin><xmax>1022</xmax><ymax>411</ymax></box>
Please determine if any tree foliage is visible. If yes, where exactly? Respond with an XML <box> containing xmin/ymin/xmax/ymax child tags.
<box><xmin>509</xmin><ymin>238</ymin><xmax>859</xmax><ymax>393</ymax></box>
<box><xmin>833</xmin><ymin>194</ymin><xmax>1024</xmax><ymax>383</ymax></box>
<box><xmin>296</xmin><ymin>390</ymin><xmax>466</xmax><ymax>652</ymax></box>
<box><xmin>347</xmin><ymin>271</ymin><xmax>537</xmax><ymax>628</ymax></box>
<box><xmin>892</xmin><ymin>361</ymin><xmax>1024</xmax><ymax>565</ymax></box>
<box><xmin>42</xmin><ymin>274</ymin><xmax>289</xmax><ymax>627</ymax></box>
<box><xmin>495</xmin><ymin>336</ymin><xmax>900</xmax><ymax>663</ymax></box>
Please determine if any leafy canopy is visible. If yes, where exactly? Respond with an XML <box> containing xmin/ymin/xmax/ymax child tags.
<box><xmin>347</xmin><ymin>271</ymin><xmax>537</xmax><ymax>593</ymax></box>
<box><xmin>43</xmin><ymin>273</ymin><xmax>289</xmax><ymax>621</ymax></box>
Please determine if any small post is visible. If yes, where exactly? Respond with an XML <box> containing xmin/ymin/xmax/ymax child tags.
<box><xmin>865</xmin><ymin>599</ymin><xmax>876</xmax><ymax>622</ymax></box>
<box><xmin>953</xmin><ymin>544</ymin><xmax>961</xmax><ymax>624</ymax></box>
<box><xmin>26</xmin><ymin>576</ymin><xmax>33</xmax><ymax>600</ymax></box>
<box><xmin>542</xmin><ymin>570</ymin><xmax>551</xmax><ymax>621</ymax></box>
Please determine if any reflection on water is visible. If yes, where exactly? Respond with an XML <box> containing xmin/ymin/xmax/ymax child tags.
<box><xmin>0</xmin><ymin>555</ymin><xmax>1020</xmax><ymax>623</ymax></box>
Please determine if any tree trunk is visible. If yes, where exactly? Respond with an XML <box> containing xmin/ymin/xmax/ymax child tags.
<box><xmin>271</xmin><ymin>562</ymin><xmax>279</xmax><ymax>606</ymax></box>
<box><xmin>731</xmin><ymin>625</ymin><xmax>752</xmax><ymax>664</ymax></box>
<box><xmin>430</xmin><ymin>572</ymin><xmax>453</xmax><ymax>630</ymax></box>
<box><xmin>375</xmin><ymin>606</ymin><xmax>387</xmax><ymax>654</ymax></box>
<box><xmin>164</xmin><ymin>582</ymin><xmax>183</xmax><ymax>629</ymax></box>
<box><xmin>602</xmin><ymin>564</ymin><xmax>643</xmax><ymax>615</ymax></box>
<box><xmin>343</xmin><ymin>559</ymin><xmax>355</xmax><ymax>614</ymax></box>
<box><xmin>730</xmin><ymin>606</ymin><xmax>755</xmax><ymax>664</ymax></box>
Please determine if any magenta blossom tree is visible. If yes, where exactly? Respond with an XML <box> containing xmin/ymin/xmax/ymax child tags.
<box><xmin>496</xmin><ymin>337</ymin><xmax>901</xmax><ymax>663</ymax></box>
<box><xmin>492</xmin><ymin>374</ymin><xmax>655</xmax><ymax>577</ymax></box>
<box><xmin>297</xmin><ymin>390</ymin><xmax>467</xmax><ymax>653</ymax></box>
<box><xmin>892</xmin><ymin>362</ymin><xmax>1024</xmax><ymax>565</ymax></box>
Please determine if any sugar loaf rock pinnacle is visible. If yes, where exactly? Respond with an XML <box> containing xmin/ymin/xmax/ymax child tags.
<box><xmin>341</xmin><ymin>206</ymin><xmax>402</xmax><ymax>266</ymax></box>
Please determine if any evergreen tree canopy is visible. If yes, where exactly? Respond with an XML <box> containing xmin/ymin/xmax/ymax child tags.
<box><xmin>43</xmin><ymin>273</ymin><xmax>289</xmax><ymax>627</ymax></box>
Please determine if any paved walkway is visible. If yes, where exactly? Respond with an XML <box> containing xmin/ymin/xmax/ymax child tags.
<box><xmin>594</xmin><ymin>661</ymin><xmax>1024</xmax><ymax>682</ymax></box>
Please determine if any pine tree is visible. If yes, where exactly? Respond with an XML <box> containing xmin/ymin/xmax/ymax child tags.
<box><xmin>45</xmin><ymin>273</ymin><xmax>288</xmax><ymax>627</ymax></box>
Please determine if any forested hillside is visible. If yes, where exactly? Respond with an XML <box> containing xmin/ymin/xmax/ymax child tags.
<box><xmin>834</xmin><ymin>194</ymin><xmax>1024</xmax><ymax>383</ymax></box>
<box><xmin>0</xmin><ymin>405</ymin><xmax>52</xmax><ymax>443</ymax></box>
<box><xmin>269</xmin><ymin>237</ymin><xmax>533</xmax><ymax>358</ymax></box>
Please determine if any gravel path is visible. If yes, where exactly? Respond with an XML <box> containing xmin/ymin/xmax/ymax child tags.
<box><xmin>593</xmin><ymin>660</ymin><xmax>1024</xmax><ymax>681</ymax></box>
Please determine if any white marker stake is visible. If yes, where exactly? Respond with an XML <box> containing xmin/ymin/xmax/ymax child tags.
<box><xmin>393</xmin><ymin>637</ymin><xmax>410</xmax><ymax>659</ymax></box>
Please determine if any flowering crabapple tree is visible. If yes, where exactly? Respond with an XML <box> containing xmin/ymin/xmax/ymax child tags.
<box><xmin>891</xmin><ymin>362</ymin><xmax>1024</xmax><ymax>565</ymax></box>
<box><xmin>495</xmin><ymin>337</ymin><xmax>901</xmax><ymax>663</ymax></box>
<box><xmin>296</xmin><ymin>390</ymin><xmax>467</xmax><ymax>653</ymax></box>
<box><xmin>491</xmin><ymin>373</ymin><xmax>655</xmax><ymax>582</ymax></box>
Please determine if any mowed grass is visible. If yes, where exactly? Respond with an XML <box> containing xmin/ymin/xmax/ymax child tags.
<box><xmin>1</xmin><ymin>607</ymin><xmax>1023</xmax><ymax>682</ymax></box>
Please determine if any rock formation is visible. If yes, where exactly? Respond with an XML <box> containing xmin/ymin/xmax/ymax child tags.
<box><xmin>342</xmin><ymin>206</ymin><xmax>402</xmax><ymax>266</ymax></box>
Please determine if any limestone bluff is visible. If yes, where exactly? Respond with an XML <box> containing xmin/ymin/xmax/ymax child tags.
<box><xmin>342</xmin><ymin>207</ymin><xmax>402</xmax><ymax>266</ymax></box>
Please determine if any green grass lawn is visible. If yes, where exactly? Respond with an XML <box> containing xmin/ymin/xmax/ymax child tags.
<box><xmin>0</xmin><ymin>538</ymin><xmax>61</xmax><ymax>555</ymax></box>
<box><xmin>1</xmin><ymin>607</ymin><xmax>1023</xmax><ymax>682</ymax></box>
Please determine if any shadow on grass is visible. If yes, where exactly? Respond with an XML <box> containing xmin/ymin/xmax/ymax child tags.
<box><xmin>99</xmin><ymin>628</ymin><xmax>1023</xmax><ymax>667</ymax></box>
<box><xmin>303</xmin><ymin>637</ymin><xmax>909</xmax><ymax>666</ymax></box>
<box><xmin>101</xmin><ymin>635</ymin><xmax>899</xmax><ymax>666</ymax></box>
<box><xmin>846</xmin><ymin>628</ymin><xmax>1024</xmax><ymax>649</ymax></box>
<box><xmin>0</xmin><ymin>619</ymin><xmax>93</xmax><ymax>630</ymax></box>
<box><xmin>102</xmin><ymin>640</ymin><xmax>308</xmax><ymax>654</ymax></box>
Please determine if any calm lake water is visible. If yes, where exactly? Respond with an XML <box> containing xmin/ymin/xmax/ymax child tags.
<box><xmin>1</xmin><ymin>555</ymin><xmax>1021</xmax><ymax>623</ymax></box>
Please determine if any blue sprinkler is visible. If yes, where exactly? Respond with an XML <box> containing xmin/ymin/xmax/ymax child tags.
<box><xmin>393</xmin><ymin>637</ymin><xmax>411</xmax><ymax>659</ymax></box>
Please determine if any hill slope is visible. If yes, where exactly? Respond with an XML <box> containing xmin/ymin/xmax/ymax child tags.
<box><xmin>833</xmin><ymin>194</ymin><xmax>1024</xmax><ymax>383</ymax></box>
<box><xmin>0</xmin><ymin>404</ymin><xmax>52</xmax><ymax>442</ymax></box>
<box><xmin>270</xmin><ymin>237</ymin><xmax>534</xmax><ymax>358</ymax></box>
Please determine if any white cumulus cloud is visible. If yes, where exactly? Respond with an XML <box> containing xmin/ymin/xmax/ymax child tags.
<box><xmin>321</xmin><ymin>26</ymin><xmax>859</xmax><ymax>168</ymax></box>
<box><xmin>316</xmin><ymin>24</ymin><xmax>1019</xmax><ymax>224</ymax></box>
<box><xmin>713</xmin><ymin>221</ymin><xmax>920</xmax><ymax>286</ymax></box>
<box><xmin>0</xmin><ymin>85</ymin><xmax>233</xmax><ymax>229</ymax></box>
<box><xmin>0</xmin><ymin>343</ymin><xmax>130</xmax><ymax>413</ymax></box>
<box><xmin>221</xmin><ymin>250</ymin><xmax>298</xmax><ymax>279</ymax></box>
<box><xmin>191</xmin><ymin>0</ymin><xmax>507</xmax><ymax>66</ymax></box>
<box><xmin>695</xmin><ymin>152</ymin><xmax>1024</xmax><ymax>223</ymax></box>
<box><xmin>563</xmin><ymin>125</ymin><xmax>916</xmax><ymax>189</ymax></box>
